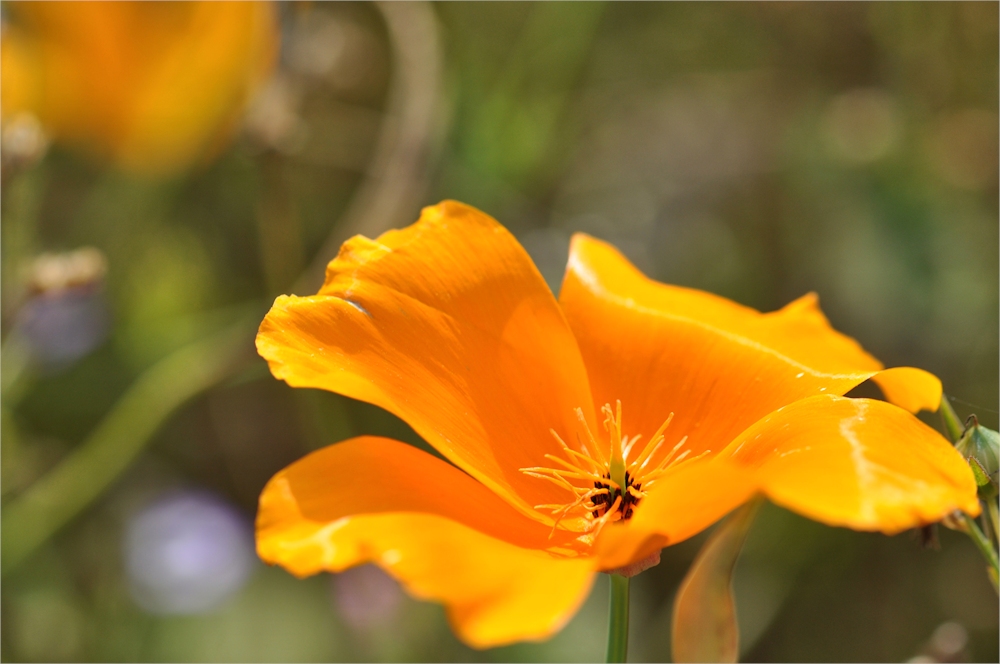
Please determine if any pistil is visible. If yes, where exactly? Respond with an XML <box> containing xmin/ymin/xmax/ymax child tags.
<box><xmin>606</xmin><ymin>402</ymin><xmax>627</xmax><ymax>496</ymax></box>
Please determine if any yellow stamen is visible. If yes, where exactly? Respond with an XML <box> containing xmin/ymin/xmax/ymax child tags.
<box><xmin>643</xmin><ymin>449</ymin><xmax>711</xmax><ymax>489</ymax></box>
<box><xmin>576</xmin><ymin>407</ymin><xmax>606</xmax><ymax>466</ymax></box>
<box><xmin>542</xmin><ymin>454</ymin><xmax>609</xmax><ymax>482</ymax></box>
<box><xmin>520</xmin><ymin>470</ymin><xmax>578</xmax><ymax>493</ymax></box>
<box><xmin>520</xmin><ymin>401</ymin><xmax>697</xmax><ymax>537</ymax></box>
<box><xmin>536</xmin><ymin>487</ymin><xmax>610</xmax><ymax>538</ymax></box>
<box><xmin>630</xmin><ymin>413</ymin><xmax>674</xmax><ymax>471</ymax></box>
<box><xmin>622</xmin><ymin>434</ymin><xmax>642</xmax><ymax>462</ymax></box>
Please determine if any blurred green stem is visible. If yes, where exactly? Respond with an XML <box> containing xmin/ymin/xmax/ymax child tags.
<box><xmin>939</xmin><ymin>395</ymin><xmax>963</xmax><ymax>443</ymax></box>
<box><xmin>0</xmin><ymin>331</ymin><xmax>33</xmax><ymax>405</ymax></box>
<box><xmin>988</xmin><ymin>500</ymin><xmax>999</xmax><ymax>547</ymax></box>
<box><xmin>1</xmin><ymin>318</ymin><xmax>254</xmax><ymax>576</ymax></box>
<box><xmin>1</xmin><ymin>164</ymin><xmax>45</xmax><ymax>321</ymax></box>
<box><xmin>959</xmin><ymin>513</ymin><xmax>999</xmax><ymax>593</ymax></box>
<box><xmin>606</xmin><ymin>574</ymin><xmax>629</xmax><ymax>663</ymax></box>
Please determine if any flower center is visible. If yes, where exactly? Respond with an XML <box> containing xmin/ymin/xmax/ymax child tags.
<box><xmin>520</xmin><ymin>400</ymin><xmax>706</xmax><ymax>539</ymax></box>
<box><xmin>592</xmin><ymin>469</ymin><xmax>641</xmax><ymax>521</ymax></box>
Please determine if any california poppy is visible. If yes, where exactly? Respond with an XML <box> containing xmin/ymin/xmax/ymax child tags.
<box><xmin>1</xmin><ymin>1</ymin><xmax>277</xmax><ymax>175</ymax></box>
<box><xmin>255</xmin><ymin>201</ymin><xmax>978</xmax><ymax>648</ymax></box>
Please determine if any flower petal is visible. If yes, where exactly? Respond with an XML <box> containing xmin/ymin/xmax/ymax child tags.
<box><xmin>871</xmin><ymin>366</ymin><xmax>942</xmax><ymax>415</ymax></box>
<box><xmin>720</xmin><ymin>395</ymin><xmax>980</xmax><ymax>533</ymax></box>
<box><xmin>257</xmin><ymin>436</ymin><xmax>573</xmax><ymax>555</ymax></box>
<box><xmin>559</xmin><ymin>234</ymin><xmax>940</xmax><ymax>467</ymax></box>
<box><xmin>591</xmin><ymin>457</ymin><xmax>758</xmax><ymax>571</ymax></box>
<box><xmin>257</xmin><ymin>201</ymin><xmax>596</xmax><ymax>515</ymax></box>
<box><xmin>256</xmin><ymin>436</ymin><xmax>594</xmax><ymax>648</ymax></box>
<box><xmin>301</xmin><ymin>513</ymin><xmax>596</xmax><ymax>648</ymax></box>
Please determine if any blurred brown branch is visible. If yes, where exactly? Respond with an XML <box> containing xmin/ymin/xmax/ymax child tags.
<box><xmin>295</xmin><ymin>1</ymin><xmax>448</xmax><ymax>295</ymax></box>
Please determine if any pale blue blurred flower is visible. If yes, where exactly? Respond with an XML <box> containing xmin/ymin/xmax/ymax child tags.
<box><xmin>124</xmin><ymin>490</ymin><xmax>255</xmax><ymax>614</ymax></box>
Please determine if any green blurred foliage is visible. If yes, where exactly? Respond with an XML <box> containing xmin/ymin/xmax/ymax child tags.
<box><xmin>1</xmin><ymin>2</ymin><xmax>997</xmax><ymax>662</ymax></box>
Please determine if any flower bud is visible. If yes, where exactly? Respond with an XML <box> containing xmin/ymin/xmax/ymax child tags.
<box><xmin>955</xmin><ymin>415</ymin><xmax>999</xmax><ymax>500</ymax></box>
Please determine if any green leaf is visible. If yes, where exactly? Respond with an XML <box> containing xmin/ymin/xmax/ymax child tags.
<box><xmin>672</xmin><ymin>497</ymin><xmax>763</xmax><ymax>664</ymax></box>
<box><xmin>969</xmin><ymin>457</ymin><xmax>992</xmax><ymax>488</ymax></box>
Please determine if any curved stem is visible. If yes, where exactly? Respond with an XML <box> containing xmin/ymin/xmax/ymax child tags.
<box><xmin>960</xmin><ymin>513</ymin><xmax>999</xmax><ymax>594</ymax></box>
<box><xmin>940</xmin><ymin>395</ymin><xmax>964</xmax><ymax>443</ymax></box>
<box><xmin>1</xmin><ymin>316</ymin><xmax>255</xmax><ymax>576</ymax></box>
<box><xmin>606</xmin><ymin>573</ymin><xmax>630</xmax><ymax>663</ymax></box>
<box><xmin>988</xmin><ymin>499</ymin><xmax>999</xmax><ymax>548</ymax></box>
<box><xmin>295</xmin><ymin>0</ymin><xmax>446</xmax><ymax>295</ymax></box>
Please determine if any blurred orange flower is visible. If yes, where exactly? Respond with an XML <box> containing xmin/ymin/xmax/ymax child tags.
<box><xmin>255</xmin><ymin>201</ymin><xmax>979</xmax><ymax>648</ymax></box>
<box><xmin>0</xmin><ymin>1</ymin><xmax>277</xmax><ymax>175</ymax></box>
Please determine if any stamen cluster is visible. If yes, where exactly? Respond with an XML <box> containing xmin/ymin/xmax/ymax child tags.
<box><xmin>521</xmin><ymin>400</ymin><xmax>707</xmax><ymax>539</ymax></box>
<box><xmin>592</xmin><ymin>470</ymin><xmax>641</xmax><ymax>520</ymax></box>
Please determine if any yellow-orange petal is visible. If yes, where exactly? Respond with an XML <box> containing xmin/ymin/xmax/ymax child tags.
<box><xmin>257</xmin><ymin>436</ymin><xmax>574</xmax><ymax>554</ymax></box>
<box><xmin>871</xmin><ymin>366</ymin><xmax>942</xmax><ymax>414</ymax></box>
<box><xmin>256</xmin><ymin>437</ymin><xmax>594</xmax><ymax>648</ymax></box>
<box><xmin>591</xmin><ymin>457</ymin><xmax>758</xmax><ymax>571</ymax></box>
<box><xmin>257</xmin><ymin>201</ymin><xmax>596</xmax><ymax>516</ymax></box>
<box><xmin>720</xmin><ymin>395</ymin><xmax>980</xmax><ymax>533</ymax></box>
<box><xmin>559</xmin><ymin>234</ymin><xmax>940</xmax><ymax>466</ymax></box>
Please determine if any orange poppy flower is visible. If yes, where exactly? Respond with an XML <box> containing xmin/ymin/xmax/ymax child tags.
<box><xmin>1</xmin><ymin>1</ymin><xmax>277</xmax><ymax>175</ymax></box>
<box><xmin>255</xmin><ymin>201</ymin><xmax>979</xmax><ymax>648</ymax></box>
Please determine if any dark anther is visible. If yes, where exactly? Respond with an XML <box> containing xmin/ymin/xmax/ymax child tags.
<box><xmin>592</xmin><ymin>470</ymin><xmax>642</xmax><ymax>521</ymax></box>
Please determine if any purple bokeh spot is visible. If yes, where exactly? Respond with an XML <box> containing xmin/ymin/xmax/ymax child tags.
<box><xmin>124</xmin><ymin>489</ymin><xmax>256</xmax><ymax>614</ymax></box>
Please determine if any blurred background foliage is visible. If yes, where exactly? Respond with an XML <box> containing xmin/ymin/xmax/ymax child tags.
<box><xmin>1</xmin><ymin>2</ymin><xmax>997</xmax><ymax>662</ymax></box>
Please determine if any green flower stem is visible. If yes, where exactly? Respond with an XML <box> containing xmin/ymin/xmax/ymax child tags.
<box><xmin>988</xmin><ymin>499</ymin><xmax>999</xmax><ymax>547</ymax></box>
<box><xmin>1</xmin><ymin>318</ymin><xmax>254</xmax><ymax>576</ymax></box>
<box><xmin>960</xmin><ymin>513</ymin><xmax>999</xmax><ymax>593</ymax></box>
<box><xmin>939</xmin><ymin>394</ymin><xmax>999</xmax><ymax>590</ymax></box>
<box><xmin>940</xmin><ymin>395</ymin><xmax>964</xmax><ymax>443</ymax></box>
<box><xmin>606</xmin><ymin>573</ymin><xmax>630</xmax><ymax>663</ymax></box>
<box><xmin>0</xmin><ymin>332</ymin><xmax>33</xmax><ymax>404</ymax></box>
